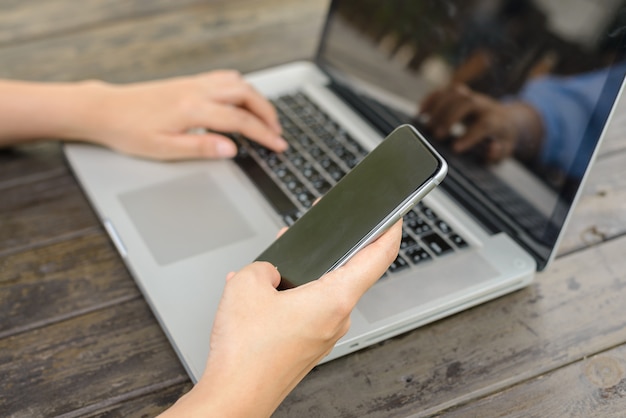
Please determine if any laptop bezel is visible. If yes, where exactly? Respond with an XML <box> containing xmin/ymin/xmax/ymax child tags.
<box><xmin>311</xmin><ymin>0</ymin><xmax>626</xmax><ymax>271</ymax></box>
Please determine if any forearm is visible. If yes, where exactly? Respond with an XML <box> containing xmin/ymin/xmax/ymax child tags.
<box><xmin>0</xmin><ymin>79</ymin><xmax>108</xmax><ymax>146</ymax></box>
<box><xmin>161</xmin><ymin>348</ymin><xmax>312</xmax><ymax>418</ymax></box>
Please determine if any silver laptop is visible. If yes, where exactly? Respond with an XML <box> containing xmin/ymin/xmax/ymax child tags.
<box><xmin>64</xmin><ymin>0</ymin><xmax>626</xmax><ymax>382</ymax></box>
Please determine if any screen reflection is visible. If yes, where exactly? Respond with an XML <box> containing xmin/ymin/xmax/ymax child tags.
<box><xmin>319</xmin><ymin>0</ymin><xmax>626</xmax><ymax>258</ymax></box>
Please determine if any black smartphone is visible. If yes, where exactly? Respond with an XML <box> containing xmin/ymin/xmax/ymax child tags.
<box><xmin>256</xmin><ymin>124</ymin><xmax>448</xmax><ymax>289</ymax></box>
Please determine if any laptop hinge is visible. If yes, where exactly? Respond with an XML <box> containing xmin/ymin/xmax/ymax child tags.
<box><xmin>328</xmin><ymin>80</ymin><xmax>400</xmax><ymax>135</ymax></box>
<box><xmin>328</xmin><ymin>80</ymin><xmax>549</xmax><ymax>270</ymax></box>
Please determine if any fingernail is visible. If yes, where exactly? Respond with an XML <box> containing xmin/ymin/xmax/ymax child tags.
<box><xmin>276</xmin><ymin>136</ymin><xmax>289</xmax><ymax>150</ymax></box>
<box><xmin>216</xmin><ymin>140</ymin><xmax>237</xmax><ymax>158</ymax></box>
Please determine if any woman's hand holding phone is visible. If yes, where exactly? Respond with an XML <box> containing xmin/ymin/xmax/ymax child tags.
<box><xmin>161</xmin><ymin>221</ymin><xmax>402</xmax><ymax>418</ymax></box>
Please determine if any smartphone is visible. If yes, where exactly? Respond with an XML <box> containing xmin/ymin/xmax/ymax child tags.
<box><xmin>255</xmin><ymin>124</ymin><xmax>448</xmax><ymax>289</ymax></box>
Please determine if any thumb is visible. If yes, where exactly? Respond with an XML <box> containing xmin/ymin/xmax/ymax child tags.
<box><xmin>228</xmin><ymin>261</ymin><xmax>282</xmax><ymax>290</ymax></box>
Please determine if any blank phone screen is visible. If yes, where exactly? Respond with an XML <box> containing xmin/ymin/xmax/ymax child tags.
<box><xmin>256</xmin><ymin>126</ymin><xmax>442</xmax><ymax>287</ymax></box>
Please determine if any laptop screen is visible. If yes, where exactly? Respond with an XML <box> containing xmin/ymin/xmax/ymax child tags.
<box><xmin>316</xmin><ymin>0</ymin><xmax>626</xmax><ymax>269</ymax></box>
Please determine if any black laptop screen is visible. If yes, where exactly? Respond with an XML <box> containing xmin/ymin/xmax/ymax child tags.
<box><xmin>317</xmin><ymin>0</ymin><xmax>626</xmax><ymax>268</ymax></box>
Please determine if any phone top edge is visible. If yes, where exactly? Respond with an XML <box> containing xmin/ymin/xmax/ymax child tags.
<box><xmin>327</xmin><ymin>168</ymin><xmax>442</xmax><ymax>274</ymax></box>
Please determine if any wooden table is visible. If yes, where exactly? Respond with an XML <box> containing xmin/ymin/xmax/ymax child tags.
<box><xmin>2</xmin><ymin>1</ymin><xmax>626</xmax><ymax>416</ymax></box>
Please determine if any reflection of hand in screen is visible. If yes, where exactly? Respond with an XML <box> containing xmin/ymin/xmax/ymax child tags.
<box><xmin>418</xmin><ymin>84</ymin><xmax>544</xmax><ymax>163</ymax></box>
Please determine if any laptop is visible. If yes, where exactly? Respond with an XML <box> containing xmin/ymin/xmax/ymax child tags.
<box><xmin>64</xmin><ymin>0</ymin><xmax>626</xmax><ymax>382</ymax></box>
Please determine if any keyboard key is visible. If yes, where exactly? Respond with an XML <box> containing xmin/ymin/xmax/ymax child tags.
<box><xmin>405</xmin><ymin>245</ymin><xmax>432</xmax><ymax>265</ymax></box>
<box><xmin>449</xmin><ymin>233</ymin><xmax>468</xmax><ymax>248</ymax></box>
<box><xmin>421</xmin><ymin>233</ymin><xmax>454</xmax><ymax>256</ymax></box>
<box><xmin>296</xmin><ymin>190</ymin><xmax>315</xmax><ymax>208</ymax></box>
<box><xmin>388</xmin><ymin>255</ymin><xmax>409</xmax><ymax>273</ymax></box>
<box><xmin>435</xmin><ymin>219</ymin><xmax>453</xmax><ymax>235</ymax></box>
<box><xmin>271</xmin><ymin>163</ymin><xmax>289</xmax><ymax>179</ymax></box>
<box><xmin>406</xmin><ymin>216</ymin><xmax>431</xmax><ymax>235</ymax></box>
<box><xmin>400</xmin><ymin>230</ymin><xmax>417</xmax><ymax>250</ymax></box>
<box><xmin>297</xmin><ymin>161</ymin><xmax>317</xmax><ymax>178</ymax></box>
<box><xmin>312</xmin><ymin>178</ymin><xmax>332</xmax><ymax>194</ymax></box>
<box><xmin>421</xmin><ymin>206</ymin><xmax>438</xmax><ymax>220</ymax></box>
<box><xmin>344</xmin><ymin>151</ymin><xmax>360</xmax><ymax>168</ymax></box>
<box><xmin>326</xmin><ymin>162</ymin><xmax>345</xmax><ymax>181</ymax></box>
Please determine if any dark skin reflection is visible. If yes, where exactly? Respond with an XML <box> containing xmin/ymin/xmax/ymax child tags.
<box><xmin>417</xmin><ymin>83</ymin><xmax>544</xmax><ymax>164</ymax></box>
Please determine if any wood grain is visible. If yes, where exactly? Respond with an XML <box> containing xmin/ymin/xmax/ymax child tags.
<box><xmin>558</xmin><ymin>149</ymin><xmax>626</xmax><ymax>255</ymax></box>
<box><xmin>0</xmin><ymin>164</ymin><xmax>100</xmax><ymax>256</ymax></box>
<box><xmin>1</xmin><ymin>1</ymin><xmax>626</xmax><ymax>417</ymax></box>
<box><xmin>0</xmin><ymin>299</ymin><xmax>188</xmax><ymax>417</ymax></box>
<box><xmin>596</xmin><ymin>90</ymin><xmax>626</xmax><ymax>157</ymax></box>
<box><xmin>78</xmin><ymin>382</ymin><xmax>193</xmax><ymax>417</ymax></box>
<box><xmin>0</xmin><ymin>231</ymin><xmax>138</xmax><ymax>337</ymax></box>
<box><xmin>0</xmin><ymin>0</ymin><xmax>328</xmax><ymax>83</ymax></box>
<box><xmin>440</xmin><ymin>345</ymin><xmax>626</xmax><ymax>418</ymax></box>
<box><xmin>275</xmin><ymin>234</ymin><xmax>626</xmax><ymax>417</ymax></box>
<box><xmin>0</xmin><ymin>0</ymin><xmax>210</xmax><ymax>45</ymax></box>
<box><xmin>554</xmin><ymin>88</ymin><xmax>626</xmax><ymax>254</ymax></box>
<box><xmin>0</xmin><ymin>142</ymin><xmax>65</xmax><ymax>185</ymax></box>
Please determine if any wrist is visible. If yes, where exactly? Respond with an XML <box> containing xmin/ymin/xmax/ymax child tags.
<box><xmin>505</xmin><ymin>101</ymin><xmax>544</xmax><ymax>160</ymax></box>
<box><xmin>186</xmin><ymin>354</ymin><xmax>283</xmax><ymax>418</ymax></box>
<box><xmin>161</xmin><ymin>369</ymin><xmax>277</xmax><ymax>418</ymax></box>
<box><xmin>52</xmin><ymin>80</ymin><xmax>115</xmax><ymax>143</ymax></box>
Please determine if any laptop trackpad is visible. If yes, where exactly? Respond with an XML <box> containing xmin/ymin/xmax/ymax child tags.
<box><xmin>358</xmin><ymin>251</ymin><xmax>500</xmax><ymax>323</ymax></box>
<box><xmin>119</xmin><ymin>172</ymin><xmax>255</xmax><ymax>266</ymax></box>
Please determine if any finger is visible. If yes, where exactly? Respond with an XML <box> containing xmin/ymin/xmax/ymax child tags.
<box><xmin>418</xmin><ymin>89</ymin><xmax>445</xmax><ymax>116</ymax></box>
<box><xmin>201</xmin><ymin>70</ymin><xmax>282</xmax><ymax>134</ymax></box>
<box><xmin>434</xmin><ymin>100</ymin><xmax>475</xmax><ymax>140</ymax></box>
<box><xmin>223</xmin><ymin>83</ymin><xmax>283</xmax><ymax>135</ymax></box>
<box><xmin>322</xmin><ymin>220</ymin><xmax>403</xmax><ymax>302</ymax></box>
<box><xmin>485</xmin><ymin>139</ymin><xmax>504</xmax><ymax>163</ymax></box>
<box><xmin>196</xmin><ymin>102</ymin><xmax>288</xmax><ymax>152</ymax></box>
<box><xmin>451</xmin><ymin>122</ymin><xmax>491</xmax><ymax>154</ymax></box>
<box><xmin>427</xmin><ymin>94</ymin><xmax>467</xmax><ymax>139</ymax></box>
<box><xmin>484</xmin><ymin>136</ymin><xmax>514</xmax><ymax>163</ymax></box>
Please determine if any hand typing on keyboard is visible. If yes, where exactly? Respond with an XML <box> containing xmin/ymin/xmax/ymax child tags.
<box><xmin>234</xmin><ymin>92</ymin><xmax>470</xmax><ymax>278</ymax></box>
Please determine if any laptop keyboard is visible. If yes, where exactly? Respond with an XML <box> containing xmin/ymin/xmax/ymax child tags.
<box><xmin>233</xmin><ymin>92</ymin><xmax>469</xmax><ymax>275</ymax></box>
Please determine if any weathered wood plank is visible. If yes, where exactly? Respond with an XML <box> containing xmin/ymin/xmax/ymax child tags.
<box><xmin>2</xmin><ymin>1</ymin><xmax>624</xmax><ymax>417</ymax></box>
<box><xmin>0</xmin><ymin>231</ymin><xmax>139</xmax><ymax>337</ymax></box>
<box><xmin>79</xmin><ymin>382</ymin><xmax>193</xmax><ymax>417</ymax></box>
<box><xmin>557</xmin><ymin>149</ymin><xmax>626</xmax><ymax>255</ymax></box>
<box><xmin>553</xmin><ymin>92</ymin><xmax>626</xmax><ymax>254</ymax></box>
<box><xmin>0</xmin><ymin>0</ymin><xmax>328</xmax><ymax>83</ymax></box>
<box><xmin>440</xmin><ymin>345</ymin><xmax>626</xmax><ymax>418</ymax></box>
<box><xmin>0</xmin><ymin>299</ymin><xmax>189</xmax><ymax>417</ymax></box>
<box><xmin>596</xmin><ymin>88</ymin><xmax>626</xmax><ymax>157</ymax></box>
<box><xmin>0</xmin><ymin>0</ymin><xmax>209</xmax><ymax>45</ymax></box>
<box><xmin>0</xmin><ymin>0</ymin><xmax>212</xmax><ymax>45</ymax></box>
<box><xmin>0</xmin><ymin>165</ymin><xmax>100</xmax><ymax>256</ymax></box>
<box><xmin>275</xmin><ymin>234</ymin><xmax>626</xmax><ymax>417</ymax></box>
<box><xmin>0</xmin><ymin>142</ymin><xmax>65</xmax><ymax>185</ymax></box>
